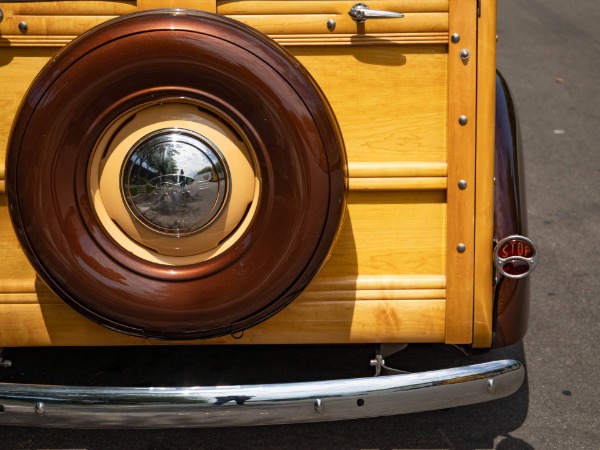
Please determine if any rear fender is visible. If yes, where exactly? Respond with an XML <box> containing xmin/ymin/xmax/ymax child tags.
<box><xmin>492</xmin><ymin>71</ymin><xmax>531</xmax><ymax>347</ymax></box>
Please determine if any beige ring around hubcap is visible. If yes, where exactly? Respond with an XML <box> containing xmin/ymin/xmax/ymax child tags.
<box><xmin>89</xmin><ymin>102</ymin><xmax>259</xmax><ymax>263</ymax></box>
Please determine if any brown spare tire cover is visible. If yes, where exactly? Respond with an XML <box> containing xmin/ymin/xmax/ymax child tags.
<box><xmin>6</xmin><ymin>10</ymin><xmax>346</xmax><ymax>339</ymax></box>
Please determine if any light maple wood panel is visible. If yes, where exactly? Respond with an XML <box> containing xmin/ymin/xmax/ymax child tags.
<box><xmin>0</xmin><ymin>299</ymin><xmax>445</xmax><ymax>347</ymax></box>
<box><xmin>0</xmin><ymin>190</ymin><xmax>446</xmax><ymax>287</ymax></box>
<box><xmin>0</xmin><ymin>15</ymin><xmax>117</xmax><ymax>36</ymax></box>
<box><xmin>319</xmin><ymin>191</ymin><xmax>446</xmax><ymax>278</ymax></box>
<box><xmin>291</xmin><ymin>45</ymin><xmax>448</xmax><ymax>163</ymax></box>
<box><xmin>0</xmin><ymin>197</ymin><xmax>37</xmax><ymax>281</ymax></box>
<box><xmin>224</xmin><ymin>12</ymin><xmax>448</xmax><ymax>36</ymax></box>
<box><xmin>0</xmin><ymin>48</ymin><xmax>58</xmax><ymax>174</ymax></box>
<box><xmin>217</xmin><ymin>1</ymin><xmax>449</xmax><ymax>15</ymax></box>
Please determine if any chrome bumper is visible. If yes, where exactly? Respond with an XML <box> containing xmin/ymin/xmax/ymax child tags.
<box><xmin>0</xmin><ymin>359</ymin><xmax>524</xmax><ymax>428</ymax></box>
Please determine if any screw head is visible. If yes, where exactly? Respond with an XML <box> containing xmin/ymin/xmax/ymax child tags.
<box><xmin>459</xmin><ymin>49</ymin><xmax>470</xmax><ymax>61</ymax></box>
<box><xmin>34</xmin><ymin>402</ymin><xmax>45</xmax><ymax>415</ymax></box>
<box><xmin>458</xmin><ymin>115</ymin><xmax>468</xmax><ymax>126</ymax></box>
<box><xmin>458</xmin><ymin>180</ymin><xmax>468</xmax><ymax>190</ymax></box>
<box><xmin>451</xmin><ymin>33</ymin><xmax>460</xmax><ymax>44</ymax></box>
<box><xmin>18</xmin><ymin>21</ymin><xmax>28</xmax><ymax>33</ymax></box>
<box><xmin>457</xmin><ymin>243</ymin><xmax>466</xmax><ymax>253</ymax></box>
<box><xmin>327</xmin><ymin>19</ymin><xmax>336</xmax><ymax>31</ymax></box>
<box><xmin>0</xmin><ymin>9</ymin><xmax>4</xmax><ymax>24</ymax></box>
<box><xmin>314</xmin><ymin>399</ymin><xmax>324</xmax><ymax>413</ymax></box>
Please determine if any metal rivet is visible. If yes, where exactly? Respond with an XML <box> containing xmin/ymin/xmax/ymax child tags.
<box><xmin>459</xmin><ymin>49</ymin><xmax>470</xmax><ymax>61</ymax></box>
<box><xmin>327</xmin><ymin>19</ymin><xmax>336</xmax><ymax>31</ymax></box>
<box><xmin>457</xmin><ymin>244</ymin><xmax>466</xmax><ymax>253</ymax></box>
<box><xmin>458</xmin><ymin>115</ymin><xmax>468</xmax><ymax>126</ymax></box>
<box><xmin>0</xmin><ymin>9</ymin><xmax>4</xmax><ymax>24</ymax></box>
<box><xmin>451</xmin><ymin>33</ymin><xmax>460</xmax><ymax>44</ymax></box>
<box><xmin>487</xmin><ymin>379</ymin><xmax>496</xmax><ymax>394</ymax></box>
<box><xmin>458</xmin><ymin>180</ymin><xmax>468</xmax><ymax>190</ymax></box>
<box><xmin>314</xmin><ymin>399</ymin><xmax>324</xmax><ymax>414</ymax></box>
<box><xmin>34</xmin><ymin>402</ymin><xmax>45</xmax><ymax>416</ymax></box>
<box><xmin>19</xmin><ymin>21</ymin><xmax>28</xmax><ymax>33</ymax></box>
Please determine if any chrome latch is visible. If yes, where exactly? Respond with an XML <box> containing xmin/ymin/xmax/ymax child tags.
<box><xmin>348</xmin><ymin>3</ymin><xmax>404</xmax><ymax>23</ymax></box>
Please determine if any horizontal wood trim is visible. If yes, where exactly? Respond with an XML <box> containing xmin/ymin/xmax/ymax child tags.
<box><xmin>1</xmin><ymin>1</ymin><xmax>136</xmax><ymax>15</ymax></box>
<box><xmin>4</xmin><ymin>161</ymin><xmax>447</xmax><ymax>192</ymax></box>
<box><xmin>137</xmin><ymin>1</ymin><xmax>217</xmax><ymax>12</ymax></box>
<box><xmin>272</xmin><ymin>33</ymin><xmax>448</xmax><ymax>46</ymax></box>
<box><xmin>349</xmin><ymin>177</ymin><xmax>446</xmax><ymax>191</ymax></box>
<box><xmin>217</xmin><ymin>1</ymin><xmax>450</xmax><ymax>15</ymax></box>
<box><xmin>0</xmin><ymin>34</ymin><xmax>449</xmax><ymax>47</ymax></box>
<box><xmin>0</xmin><ymin>176</ymin><xmax>449</xmax><ymax>193</ymax></box>
<box><xmin>0</xmin><ymin>288</ymin><xmax>445</xmax><ymax>304</ymax></box>
<box><xmin>348</xmin><ymin>162</ymin><xmax>447</xmax><ymax>178</ymax></box>
<box><xmin>0</xmin><ymin>36</ymin><xmax>75</xmax><ymax>47</ymax></box>
<box><xmin>0</xmin><ymin>299</ymin><xmax>446</xmax><ymax>346</ymax></box>
<box><xmin>0</xmin><ymin>278</ymin><xmax>37</xmax><ymax>294</ymax></box>
<box><xmin>307</xmin><ymin>274</ymin><xmax>446</xmax><ymax>291</ymax></box>
<box><xmin>301</xmin><ymin>289</ymin><xmax>445</xmax><ymax>301</ymax></box>
<box><xmin>0</xmin><ymin>33</ymin><xmax>449</xmax><ymax>48</ymax></box>
<box><xmin>1</xmin><ymin>274</ymin><xmax>447</xmax><ymax>301</ymax></box>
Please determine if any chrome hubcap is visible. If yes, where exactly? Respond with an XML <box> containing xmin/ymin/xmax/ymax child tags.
<box><xmin>121</xmin><ymin>128</ymin><xmax>230</xmax><ymax>237</ymax></box>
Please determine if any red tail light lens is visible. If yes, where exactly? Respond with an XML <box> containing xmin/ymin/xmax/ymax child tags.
<box><xmin>493</xmin><ymin>236</ymin><xmax>538</xmax><ymax>279</ymax></box>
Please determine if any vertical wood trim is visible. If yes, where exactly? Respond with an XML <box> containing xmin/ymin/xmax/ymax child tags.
<box><xmin>472</xmin><ymin>0</ymin><xmax>497</xmax><ymax>347</ymax></box>
<box><xmin>445</xmin><ymin>0</ymin><xmax>478</xmax><ymax>343</ymax></box>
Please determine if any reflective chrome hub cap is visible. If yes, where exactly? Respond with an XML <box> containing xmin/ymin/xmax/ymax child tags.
<box><xmin>121</xmin><ymin>129</ymin><xmax>230</xmax><ymax>236</ymax></box>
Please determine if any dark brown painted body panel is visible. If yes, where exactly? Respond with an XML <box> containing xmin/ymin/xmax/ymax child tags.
<box><xmin>6</xmin><ymin>10</ymin><xmax>346</xmax><ymax>339</ymax></box>
<box><xmin>493</xmin><ymin>72</ymin><xmax>531</xmax><ymax>347</ymax></box>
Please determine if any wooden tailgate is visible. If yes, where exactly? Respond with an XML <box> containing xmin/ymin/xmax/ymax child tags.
<box><xmin>0</xmin><ymin>0</ymin><xmax>496</xmax><ymax>347</ymax></box>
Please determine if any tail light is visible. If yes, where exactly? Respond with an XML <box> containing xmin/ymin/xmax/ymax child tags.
<box><xmin>493</xmin><ymin>235</ymin><xmax>538</xmax><ymax>279</ymax></box>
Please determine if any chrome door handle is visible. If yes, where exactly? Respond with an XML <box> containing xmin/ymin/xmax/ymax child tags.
<box><xmin>348</xmin><ymin>3</ymin><xmax>405</xmax><ymax>23</ymax></box>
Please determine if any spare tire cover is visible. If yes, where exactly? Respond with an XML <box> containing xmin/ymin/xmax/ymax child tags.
<box><xmin>6</xmin><ymin>10</ymin><xmax>346</xmax><ymax>339</ymax></box>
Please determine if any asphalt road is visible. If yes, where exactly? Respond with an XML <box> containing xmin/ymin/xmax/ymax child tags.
<box><xmin>1</xmin><ymin>0</ymin><xmax>599</xmax><ymax>448</ymax></box>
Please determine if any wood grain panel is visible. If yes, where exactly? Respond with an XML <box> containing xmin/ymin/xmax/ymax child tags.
<box><xmin>224</xmin><ymin>12</ymin><xmax>448</xmax><ymax>36</ymax></box>
<box><xmin>0</xmin><ymin>15</ymin><xmax>117</xmax><ymax>36</ymax></box>
<box><xmin>291</xmin><ymin>45</ymin><xmax>448</xmax><ymax>164</ymax></box>
<box><xmin>217</xmin><ymin>1</ymin><xmax>449</xmax><ymax>15</ymax></box>
<box><xmin>0</xmin><ymin>196</ymin><xmax>38</xmax><ymax>282</ymax></box>
<box><xmin>0</xmin><ymin>191</ymin><xmax>446</xmax><ymax>287</ymax></box>
<box><xmin>319</xmin><ymin>191</ymin><xmax>446</xmax><ymax>278</ymax></box>
<box><xmin>0</xmin><ymin>48</ymin><xmax>58</xmax><ymax>174</ymax></box>
<box><xmin>0</xmin><ymin>299</ymin><xmax>445</xmax><ymax>347</ymax></box>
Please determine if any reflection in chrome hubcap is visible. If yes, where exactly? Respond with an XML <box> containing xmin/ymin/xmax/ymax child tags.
<box><xmin>121</xmin><ymin>129</ymin><xmax>229</xmax><ymax>236</ymax></box>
